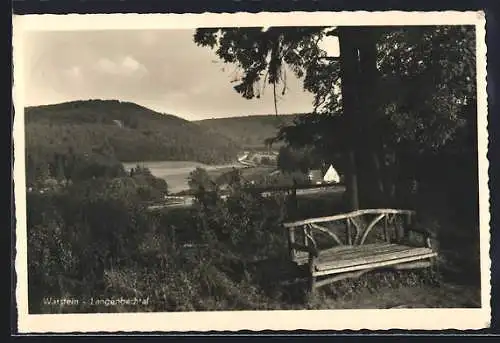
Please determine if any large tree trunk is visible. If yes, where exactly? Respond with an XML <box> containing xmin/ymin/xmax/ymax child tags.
<box><xmin>338</xmin><ymin>27</ymin><xmax>391</xmax><ymax>210</ymax></box>
<box><xmin>354</xmin><ymin>28</ymin><xmax>387</xmax><ymax>208</ymax></box>
<box><xmin>368</xmin><ymin>151</ymin><xmax>386</xmax><ymax>206</ymax></box>
<box><xmin>338</xmin><ymin>27</ymin><xmax>361</xmax><ymax>211</ymax></box>
<box><xmin>345</xmin><ymin>151</ymin><xmax>359</xmax><ymax>211</ymax></box>
<box><xmin>356</xmin><ymin>150</ymin><xmax>386</xmax><ymax>208</ymax></box>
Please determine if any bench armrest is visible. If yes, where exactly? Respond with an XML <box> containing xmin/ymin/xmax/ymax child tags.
<box><xmin>407</xmin><ymin>227</ymin><xmax>436</xmax><ymax>239</ymax></box>
<box><xmin>405</xmin><ymin>227</ymin><xmax>437</xmax><ymax>249</ymax></box>
<box><xmin>290</xmin><ymin>243</ymin><xmax>319</xmax><ymax>258</ymax></box>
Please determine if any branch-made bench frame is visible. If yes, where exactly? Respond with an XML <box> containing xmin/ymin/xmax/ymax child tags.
<box><xmin>283</xmin><ymin>209</ymin><xmax>438</xmax><ymax>294</ymax></box>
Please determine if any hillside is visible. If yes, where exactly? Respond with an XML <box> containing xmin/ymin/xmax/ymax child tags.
<box><xmin>25</xmin><ymin>100</ymin><xmax>240</xmax><ymax>164</ymax></box>
<box><xmin>195</xmin><ymin>114</ymin><xmax>298</xmax><ymax>149</ymax></box>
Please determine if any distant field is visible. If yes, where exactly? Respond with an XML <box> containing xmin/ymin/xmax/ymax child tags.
<box><xmin>122</xmin><ymin>160</ymin><xmax>276</xmax><ymax>194</ymax></box>
<box><xmin>122</xmin><ymin>160</ymin><xmax>246</xmax><ymax>194</ymax></box>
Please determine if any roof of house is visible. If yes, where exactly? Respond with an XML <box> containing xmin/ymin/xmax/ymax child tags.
<box><xmin>323</xmin><ymin>165</ymin><xmax>340</xmax><ymax>182</ymax></box>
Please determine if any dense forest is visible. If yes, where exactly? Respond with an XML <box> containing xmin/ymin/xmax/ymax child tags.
<box><xmin>25</xmin><ymin>100</ymin><xmax>241</xmax><ymax>169</ymax></box>
<box><xmin>195</xmin><ymin>114</ymin><xmax>297</xmax><ymax>148</ymax></box>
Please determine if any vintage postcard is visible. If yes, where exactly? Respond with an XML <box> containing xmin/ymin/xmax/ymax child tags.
<box><xmin>12</xmin><ymin>11</ymin><xmax>490</xmax><ymax>333</ymax></box>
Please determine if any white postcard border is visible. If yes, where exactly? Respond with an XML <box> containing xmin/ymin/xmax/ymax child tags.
<box><xmin>12</xmin><ymin>11</ymin><xmax>490</xmax><ymax>333</ymax></box>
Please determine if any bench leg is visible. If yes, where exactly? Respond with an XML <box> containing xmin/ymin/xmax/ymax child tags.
<box><xmin>307</xmin><ymin>254</ymin><xmax>316</xmax><ymax>297</ymax></box>
<box><xmin>308</xmin><ymin>275</ymin><xmax>316</xmax><ymax>297</ymax></box>
<box><xmin>430</xmin><ymin>256</ymin><xmax>441</xmax><ymax>286</ymax></box>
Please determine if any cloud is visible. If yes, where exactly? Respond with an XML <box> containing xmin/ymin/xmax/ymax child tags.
<box><xmin>96</xmin><ymin>58</ymin><xmax>116</xmax><ymax>73</ymax></box>
<box><xmin>24</xmin><ymin>30</ymin><xmax>316</xmax><ymax>119</ymax></box>
<box><xmin>96</xmin><ymin>56</ymin><xmax>148</xmax><ymax>76</ymax></box>
<box><xmin>122</xmin><ymin>56</ymin><xmax>141</xmax><ymax>71</ymax></box>
<box><xmin>65</xmin><ymin>66</ymin><xmax>82</xmax><ymax>78</ymax></box>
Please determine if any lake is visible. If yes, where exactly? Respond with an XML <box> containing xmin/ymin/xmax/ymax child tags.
<box><xmin>122</xmin><ymin>160</ymin><xmax>244</xmax><ymax>194</ymax></box>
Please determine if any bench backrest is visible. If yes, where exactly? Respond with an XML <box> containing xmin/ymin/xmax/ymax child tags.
<box><xmin>283</xmin><ymin>209</ymin><xmax>416</xmax><ymax>261</ymax></box>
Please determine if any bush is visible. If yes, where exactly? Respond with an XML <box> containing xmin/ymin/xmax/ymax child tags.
<box><xmin>192</xmin><ymin>185</ymin><xmax>288</xmax><ymax>264</ymax></box>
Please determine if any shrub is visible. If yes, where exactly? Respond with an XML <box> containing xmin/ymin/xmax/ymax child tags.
<box><xmin>192</xmin><ymin>185</ymin><xmax>288</xmax><ymax>263</ymax></box>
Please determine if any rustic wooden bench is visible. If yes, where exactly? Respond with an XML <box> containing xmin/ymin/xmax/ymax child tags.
<box><xmin>283</xmin><ymin>209</ymin><xmax>438</xmax><ymax>294</ymax></box>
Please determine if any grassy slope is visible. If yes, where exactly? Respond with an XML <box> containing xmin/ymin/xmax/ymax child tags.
<box><xmin>308</xmin><ymin>279</ymin><xmax>481</xmax><ymax>309</ymax></box>
<box><xmin>168</xmin><ymin>188</ymin><xmax>480</xmax><ymax>311</ymax></box>
<box><xmin>31</xmin><ymin>184</ymin><xmax>480</xmax><ymax>314</ymax></box>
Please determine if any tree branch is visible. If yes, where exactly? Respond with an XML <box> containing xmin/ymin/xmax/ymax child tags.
<box><xmin>318</xmin><ymin>56</ymin><xmax>341</xmax><ymax>61</ymax></box>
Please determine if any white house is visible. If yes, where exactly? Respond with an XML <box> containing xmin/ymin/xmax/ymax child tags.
<box><xmin>308</xmin><ymin>164</ymin><xmax>341</xmax><ymax>185</ymax></box>
<box><xmin>323</xmin><ymin>165</ymin><xmax>340</xmax><ymax>184</ymax></box>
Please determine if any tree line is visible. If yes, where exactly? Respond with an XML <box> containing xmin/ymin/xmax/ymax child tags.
<box><xmin>25</xmin><ymin>100</ymin><xmax>241</xmax><ymax>183</ymax></box>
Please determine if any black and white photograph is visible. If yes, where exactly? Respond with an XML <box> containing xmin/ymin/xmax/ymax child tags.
<box><xmin>13</xmin><ymin>11</ymin><xmax>490</xmax><ymax>332</ymax></box>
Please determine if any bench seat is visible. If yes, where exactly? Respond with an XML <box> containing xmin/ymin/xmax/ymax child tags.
<box><xmin>284</xmin><ymin>209</ymin><xmax>438</xmax><ymax>293</ymax></box>
<box><xmin>294</xmin><ymin>243</ymin><xmax>437</xmax><ymax>276</ymax></box>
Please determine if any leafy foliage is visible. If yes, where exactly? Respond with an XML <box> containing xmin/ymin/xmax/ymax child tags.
<box><xmin>194</xmin><ymin>27</ymin><xmax>329</xmax><ymax>101</ymax></box>
<box><xmin>272</xmin><ymin>26</ymin><xmax>476</xmax><ymax>155</ymax></box>
<box><xmin>26</xmin><ymin>145</ymin><xmax>126</xmax><ymax>189</ymax></box>
<box><xmin>191</xmin><ymin>180</ymin><xmax>288</xmax><ymax>263</ymax></box>
<box><xmin>255</xmin><ymin>170</ymin><xmax>311</xmax><ymax>188</ymax></box>
<box><xmin>277</xmin><ymin>145</ymin><xmax>323</xmax><ymax>173</ymax></box>
<box><xmin>27</xmin><ymin>161</ymin><xmax>293</xmax><ymax>313</ymax></box>
<box><xmin>129</xmin><ymin>165</ymin><xmax>169</xmax><ymax>200</ymax></box>
<box><xmin>373</xmin><ymin>25</ymin><xmax>476</xmax><ymax>152</ymax></box>
<box><xmin>195</xmin><ymin>26</ymin><xmax>476</xmax><ymax>153</ymax></box>
<box><xmin>188</xmin><ymin>167</ymin><xmax>216</xmax><ymax>192</ymax></box>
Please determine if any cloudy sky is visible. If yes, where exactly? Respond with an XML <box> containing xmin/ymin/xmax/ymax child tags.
<box><xmin>24</xmin><ymin>29</ymin><xmax>339</xmax><ymax>121</ymax></box>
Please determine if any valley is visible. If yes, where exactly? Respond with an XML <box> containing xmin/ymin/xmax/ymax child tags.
<box><xmin>122</xmin><ymin>160</ymin><xmax>248</xmax><ymax>194</ymax></box>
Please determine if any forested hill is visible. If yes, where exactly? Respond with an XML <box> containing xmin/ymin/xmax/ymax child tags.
<box><xmin>195</xmin><ymin>114</ymin><xmax>298</xmax><ymax>149</ymax></box>
<box><xmin>25</xmin><ymin>100</ymin><xmax>240</xmax><ymax>164</ymax></box>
